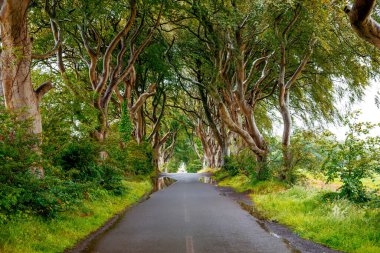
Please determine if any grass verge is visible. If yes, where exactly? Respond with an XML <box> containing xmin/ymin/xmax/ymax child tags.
<box><xmin>217</xmin><ymin>173</ymin><xmax>380</xmax><ymax>253</ymax></box>
<box><xmin>0</xmin><ymin>179</ymin><xmax>152</xmax><ymax>253</ymax></box>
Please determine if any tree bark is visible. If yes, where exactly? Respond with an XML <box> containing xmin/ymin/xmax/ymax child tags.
<box><xmin>279</xmin><ymin>86</ymin><xmax>292</xmax><ymax>178</ymax></box>
<box><xmin>346</xmin><ymin>0</ymin><xmax>380</xmax><ymax>49</ymax></box>
<box><xmin>277</xmin><ymin>35</ymin><xmax>315</xmax><ymax>180</ymax></box>
<box><xmin>0</xmin><ymin>0</ymin><xmax>52</xmax><ymax>135</ymax></box>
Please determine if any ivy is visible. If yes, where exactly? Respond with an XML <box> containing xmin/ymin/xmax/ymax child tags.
<box><xmin>119</xmin><ymin>100</ymin><xmax>133</xmax><ymax>143</ymax></box>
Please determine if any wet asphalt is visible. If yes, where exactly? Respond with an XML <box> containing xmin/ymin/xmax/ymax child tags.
<box><xmin>84</xmin><ymin>173</ymin><xmax>292</xmax><ymax>253</ymax></box>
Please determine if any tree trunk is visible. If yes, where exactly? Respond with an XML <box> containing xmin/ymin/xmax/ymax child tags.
<box><xmin>1</xmin><ymin>0</ymin><xmax>53</xmax><ymax>177</ymax></box>
<box><xmin>0</xmin><ymin>72</ymin><xmax>4</xmax><ymax>104</ymax></box>
<box><xmin>256</xmin><ymin>154</ymin><xmax>269</xmax><ymax>181</ymax></box>
<box><xmin>346</xmin><ymin>0</ymin><xmax>380</xmax><ymax>49</ymax></box>
<box><xmin>0</xmin><ymin>0</ymin><xmax>42</xmax><ymax>135</ymax></box>
<box><xmin>92</xmin><ymin>105</ymin><xmax>108</xmax><ymax>142</ymax></box>
<box><xmin>279</xmin><ymin>86</ymin><xmax>292</xmax><ymax>180</ymax></box>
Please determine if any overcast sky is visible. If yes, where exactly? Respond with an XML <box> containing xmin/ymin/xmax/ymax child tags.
<box><xmin>272</xmin><ymin>81</ymin><xmax>380</xmax><ymax>140</ymax></box>
<box><xmin>331</xmin><ymin>81</ymin><xmax>380</xmax><ymax>140</ymax></box>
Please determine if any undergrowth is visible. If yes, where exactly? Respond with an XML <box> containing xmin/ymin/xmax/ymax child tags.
<box><xmin>0</xmin><ymin>179</ymin><xmax>152</xmax><ymax>253</ymax></box>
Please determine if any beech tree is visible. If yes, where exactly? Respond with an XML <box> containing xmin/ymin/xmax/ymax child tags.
<box><xmin>77</xmin><ymin>0</ymin><xmax>162</xmax><ymax>141</ymax></box>
<box><xmin>0</xmin><ymin>0</ymin><xmax>53</xmax><ymax>136</ymax></box>
<box><xmin>346</xmin><ymin>0</ymin><xmax>380</xmax><ymax>49</ymax></box>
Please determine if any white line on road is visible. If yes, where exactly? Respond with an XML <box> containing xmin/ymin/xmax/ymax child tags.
<box><xmin>186</xmin><ymin>236</ymin><xmax>195</xmax><ymax>253</ymax></box>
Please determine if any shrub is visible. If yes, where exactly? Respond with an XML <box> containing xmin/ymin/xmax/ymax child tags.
<box><xmin>322</xmin><ymin>114</ymin><xmax>380</xmax><ymax>202</ymax></box>
<box><xmin>57</xmin><ymin>140</ymin><xmax>98</xmax><ymax>173</ymax></box>
<box><xmin>0</xmin><ymin>167</ymin><xmax>89</xmax><ymax>219</ymax></box>
<box><xmin>0</xmin><ymin>108</ymin><xmax>85</xmax><ymax>219</ymax></box>
<box><xmin>96</xmin><ymin>164</ymin><xmax>124</xmax><ymax>195</ymax></box>
<box><xmin>0</xmin><ymin>107</ymin><xmax>40</xmax><ymax>174</ymax></box>
<box><xmin>223</xmin><ymin>149</ymin><xmax>258</xmax><ymax>179</ymax></box>
<box><xmin>125</xmin><ymin>140</ymin><xmax>154</xmax><ymax>175</ymax></box>
<box><xmin>223</xmin><ymin>156</ymin><xmax>240</xmax><ymax>176</ymax></box>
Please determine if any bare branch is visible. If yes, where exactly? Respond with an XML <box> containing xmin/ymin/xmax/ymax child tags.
<box><xmin>285</xmin><ymin>38</ymin><xmax>317</xmax><ymax>89</ymax></box>
<box><xmin>35</xmin><ymin>81</ymin><xmax>53</xmax><ymax>102</ymax></box>
<box><xmin>130</xmin><ymin>83</ymin><xmax>157</xmax><ymax>114</ymax></box>
<box><xmin>95</xmin><ymin>0</ymin><xmax>137</xmax><ymax>93</ymax></box>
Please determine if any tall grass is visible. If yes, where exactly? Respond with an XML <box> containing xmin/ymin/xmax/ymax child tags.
<box><xmin>218</xmin><ymin>174</ymin><xmax>380</xmax><ymax>253</ymax></box>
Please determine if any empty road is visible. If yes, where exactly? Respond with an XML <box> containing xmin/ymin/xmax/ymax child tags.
<box><xmin>84</xmin><ymin>173</ymin><xmax>293</xmax><ymax>253</ymax></box>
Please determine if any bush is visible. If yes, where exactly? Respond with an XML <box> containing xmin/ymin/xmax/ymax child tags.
<box><xmin>96</xmin><ymin>164</ymin><xmax>124</xmax><ymax>195</ymax></box>
<box><xmin>57</xmin><ymin>141</ymin><xmax>98</xmax><ymax>173</ymax></box>
<box><xmin>0</xmin><ymin>168</ymin><xmax>89</xmax><ymax>219</ymax></box>
<box><xmin>124</xmin><ymin>140</ymin><xmax>154</xmax><ymax>175</ymax></box>
<box><xmin>223</xmin><ymin>156</ymin><xmax>240</xmax><ymax>176</ymax></box>
<box><xmin>56</xmin><ymin>140</ymin><xmax>125</xmax><ymax>194</ymax></box>
<box><xmin>322</xmin><ymin>115</ymin><xmax>380</xmax><ymax>202</ymax></box>
<box><xmin>223</xmin><ymin>149</ymin><xmax>257</xmax><ymax>179</ymax></box>
<box><xmin>0</xmin><ymin>107</ymin><xmax>40</xmax><ymax>174</ymax></box>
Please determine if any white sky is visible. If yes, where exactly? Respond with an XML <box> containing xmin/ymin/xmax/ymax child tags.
<box><xmin>272</xmin><ymin>81</ymin><xmax>380</xmax><ymax>140</ymax></box>
<box><xmin>331</xmin><ymin>80</ymin><xmax>380</xmax><ymax>140</ymax></box>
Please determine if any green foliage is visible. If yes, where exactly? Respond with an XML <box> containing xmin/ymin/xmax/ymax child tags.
<box><xmin>223</xmin><ymin>156</ymin><xmax>240</xmax><ymax>176</ymax></box>
<box><xmin>58</xmin><ymin>141</ymin><xmax>98</xmax><ymax>173</ymax></box>
<box><xmin>0</xmin><ymin>108</ymin><xmax>126</xmax><ymax>220</ymax></box>
<box><xmin>267</xmin><ymin>131</ymin><xmax>331</xmax><ymax>183</ymax></box>
<box><xmin>0</xmin><ymin>179</ymin><xmax>152</xmax><ymax>253</ymax></box>
<box><xmin>223</xmin><ymin>149</ymin><xmax>258</xmax><ymax>180</ymax></box>
<box><xmin>119</xmin><ymin>101</ymin><xmax>133</xmax><ymax>143</ymax></box>
<box><xmin>0</xmin><ymin>108</ymin><xmax>66</xmax><ymax>218</ymax></box>
<box><xmin>124</xmin><ymin>141</ymin><xmax>154</xmax><ymax>175</ymax></box>
<box><xmin>56</xmin><ymin>140</ymin><xmax>124</xmax><ymax>194</ymax></box>
<box><xmin>186</xmin><ymin>159</ymin><xmax>202</xmax><ymax>173</ymax></box>
<box><xmin>322</xmin><ymin>114</ymin><xmax>380</xmax><ymax>202</ymax></box>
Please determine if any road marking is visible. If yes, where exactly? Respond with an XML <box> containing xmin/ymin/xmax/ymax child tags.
<box><xmin>186</xmin><ymin>236</ymin><xmax>195</xmax><ymax>253</ymax></box>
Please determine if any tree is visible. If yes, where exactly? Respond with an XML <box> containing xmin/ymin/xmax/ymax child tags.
<box><xmin>346</xmin><ymin>0</ymin><xmax>380</xmax><ymax>49</ymax></box>
<box><xmin>0</xmin><ymin>0</ymin><xmax>52</xmax><ymax>136</ymax></box>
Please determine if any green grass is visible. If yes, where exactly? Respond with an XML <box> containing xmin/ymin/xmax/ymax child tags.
<box><xmin>217</xmin><ymin>173</ymin><xmax>287</xmax><ymax>194</ymax></box>
<box><xmin>218</xmin><ymin>174</ymin><xmax>251</xmax><ymax>192</ymax></box>
<box><xmin>0</xmin><ymin>179</ymin><xmax>152</xmax><ymax>253</ymax></box>
<box><xmin>218</xmin><ymin>174</ymin><xmax>380</xmax><ymax>253</ymax></box>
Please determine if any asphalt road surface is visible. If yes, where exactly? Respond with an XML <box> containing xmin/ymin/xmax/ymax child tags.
<box><xmin>85</xmin><ymin>173</ymin><xmax>293</xmax><ymax>253</ymax></box>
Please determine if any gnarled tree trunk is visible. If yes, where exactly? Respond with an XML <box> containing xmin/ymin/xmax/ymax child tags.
<box><xmin>0</xmin><ymin>0</ymin><xmax>52</xmax><ymax>135</ymax></box>
<box><xmin>346</xmin><ymin>0</ymin><xmax>380</xmax><ymax>49</ymax></box>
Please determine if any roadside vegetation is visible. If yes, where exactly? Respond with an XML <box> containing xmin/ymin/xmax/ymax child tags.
<box><xmin>0</xmin><ymin>107</ymin><xmax>154</xmax><ymax>252</ymax></box>
<box><xmin>213</xmin><ymin>119</ymin><xmax>380</xmax><ymax>253</ymax></box>
<box><xmin>0</xmin><ymin>180</ymin><xmax>151</xmax><ymax>253</ymax></box>
<box><xmin>217</xmin><ymin>172</ymin><xmax>379</xmax><ymax>253</ymax></box>
<box><xmin>1</xmin><ymin>0</ymin><xmax>380</xmax><ymax>252</ymax></box>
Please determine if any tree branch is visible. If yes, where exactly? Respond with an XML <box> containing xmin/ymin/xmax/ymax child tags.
<box><xmin>130</xmin><ymin>83</ymin><xmax>157</xmax><ymax>114</ymax></box>
<box><xmin>285</xmin><ymin>38</ymin><xmax>316</xmax><ymax>89</ymax></box>
<box><xmin>346</xmin><ymin>0</ymin><xmax>380</xmax><ymax>49</ymax></box>
<box><xmin>35</xmin><ymin>81</ymin><xmax>53</xmax><ymax>102</ymax></box>
<box><xmin>31</xmin><ymin>39</ymin><xmax>61</xmax><ymax>60</ymax></box>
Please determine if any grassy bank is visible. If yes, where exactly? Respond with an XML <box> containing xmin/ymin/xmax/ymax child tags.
<box><xmin>0</xmin><ymin>179</ymin><xmax>152</xmax><ymax>253</ymax></box>
<box><xmin>217</xmin><ymin>173</ymin><xmax>380</xmax><ymax>253</ymax></box>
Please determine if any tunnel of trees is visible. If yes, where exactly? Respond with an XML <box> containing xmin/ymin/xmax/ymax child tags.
<box><xmin>0</xmin><ymin>1</ymin><xmax>380</xmax><ymax>249</ymax></box>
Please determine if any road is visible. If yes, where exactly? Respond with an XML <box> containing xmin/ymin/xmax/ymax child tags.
<box><xmin>84</xmin><ymin>173</ymin><xmax>294</xmax><ymax>253</ymax></box>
